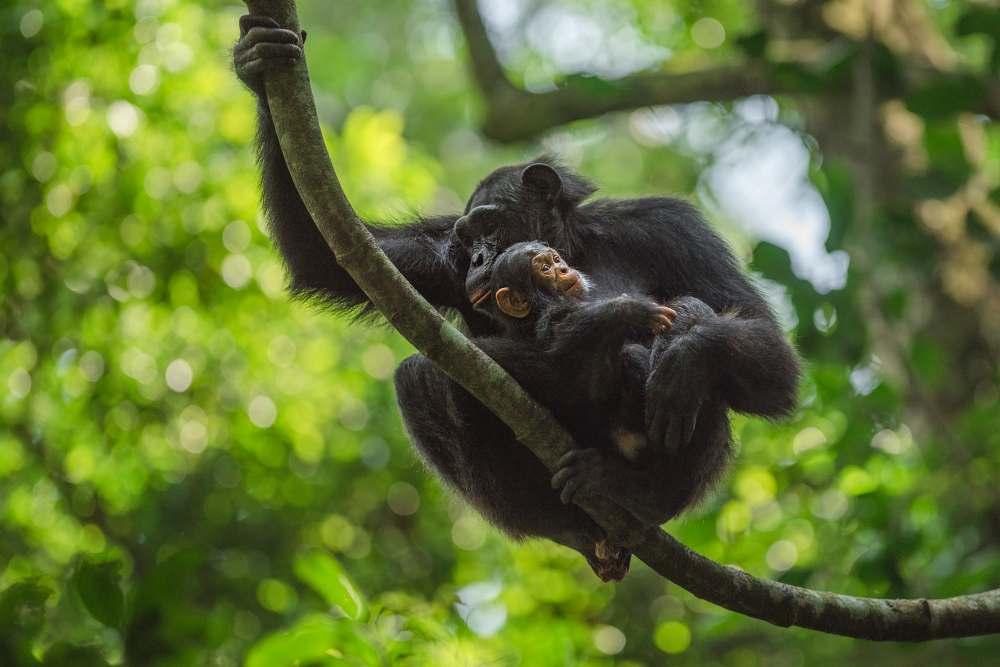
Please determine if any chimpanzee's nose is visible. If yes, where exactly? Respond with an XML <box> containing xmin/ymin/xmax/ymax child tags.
<box><xmin>472</xmin><ymin>251</ymin><xmax>485</xmax><ymax>268</ymax></box>
<box><xmin>558</xmin><ymin>265</ymin><xmax>569</xmax><ymax>275</ymax></box>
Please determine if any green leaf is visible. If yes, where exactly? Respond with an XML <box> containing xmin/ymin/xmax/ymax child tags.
<box><xmin>245</xmin><ymin>614</ymin><xmax>379</xmax><ymax>667</ymax></box>
<box><xmin>955</xmin><ymin>7</ymin><xmax>1000</xmax><ymax>39</ymax></box>
<box><xmin>906</xmin><ymin>75</ymin><xmax>987</xmax><ymax>119</ymax></box>
<box><xmin>0</xmin><ymin>581</ymin><xmax>50</xmax><ymax>633</ymax></box>
<box><xmin>245</xmin><ymin>614</ymin><xmax>338</xmax><ymax>667</ymax></box>
<box><xmin>293</xmin><ymin>551</ymin><xmax>366</xmax><ymax>620</ymax></box>
<box><xmin>0</xmin><ymin>580</ymin><xmax>51</xmax><ymax>663</ymax></box>
<box><xmin>924</xmin><ymin>123</ymin><xmax>972</xmax><ymax>186</ymax></box>
<box><xmin>817</xmin><ymin>162</ymin><xmax>855</xmax><ymax>252</ymax></box>
<box><xmin>73</xmin><ymin>561</ymin><xmax>124</xmax><ymax>629</ymax></box>
<box><xmin>41</xmin><ymin>642</ymin><xmax>109</xmax><ymax>667</ymax></box>
<box><xmin>735</xmin><ymin>30</ymin><xmax>768</xmax><ymax>58</ymax></box>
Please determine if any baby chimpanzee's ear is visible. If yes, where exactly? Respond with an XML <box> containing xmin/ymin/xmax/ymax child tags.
<box><xmin>520</xmin><ymin>163</ymin><xmax>563</xmax><ymax>202</ymax></box>
<box><xmin>495</xmin><ymin>287</ymin><xmax>531</xmax><ymax>319</ymax></box>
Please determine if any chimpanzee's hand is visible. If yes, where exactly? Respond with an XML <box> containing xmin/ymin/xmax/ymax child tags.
<box><xmin>647</xmin><ymin>304</ymin><xmax>676</xmax><ymax>335</ymax></box>
<box><xmin>611</xmin><ymin>295</ymin><xmax>675</xmax><ymax>336</ymax></box>
<box><xmin>234</xmin><ymin>15</ymin><xmax>306</xmax><ymax>95</ymax></box>
<box><xmin>551</xmin><ymin>449</ymin><xmax>606</xmax><ymax>505</ymax></box>
<box><xmin>645</xmin><ymin>297</ymin><xmax>717</xmax><ymax>454</ymax></box>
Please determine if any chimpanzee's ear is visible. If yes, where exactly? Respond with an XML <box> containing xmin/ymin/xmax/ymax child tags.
<box><xmin>520</xmin><ymin>163</ymin><xmax>563</xmax><ymax>202</ymax></box>
<box><xmin>495</xmin><ymin>287</ymin><xmax>531</xmax><ymax>319</ymax></box>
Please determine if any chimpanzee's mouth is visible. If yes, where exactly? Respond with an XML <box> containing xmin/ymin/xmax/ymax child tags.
<box><xmin>561</xmin><ymin>276</ymin><xmax>580</xmax><ymax>294</ymax></box>
<box><xmin>469</xmin><ymin>288</ymin><xmax>491</xmax><ymax>306</ymax></box>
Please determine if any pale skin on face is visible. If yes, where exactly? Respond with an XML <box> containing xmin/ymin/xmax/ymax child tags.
<box><xmin>495</xmin><ymin>249</ymin><xmax>582</xmax><ymax>318</ymax></box>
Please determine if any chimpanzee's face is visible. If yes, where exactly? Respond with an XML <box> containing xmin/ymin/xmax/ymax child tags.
<box><xmin>455</xmin><ymin>162</ymin><xmax>567</xmax><ymax>293</ymax></box>
<box><xmin>454</xmin><ymin>203</ymin><xmax>510</xmax><ymax>283</ymax></box>
<box><xmin>528</xmin><ymin>247</ymin><xmax>585</xmax><ymax>299</ymax></box>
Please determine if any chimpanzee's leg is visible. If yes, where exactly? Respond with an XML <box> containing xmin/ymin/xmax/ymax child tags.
<box><xmin>394</xmin><ymin>354</ymin><xmax>629</xmax><ymax>580</ymax></box>
<box><xmin>552</xmin><ymin>344</ymin><xmax>733</xmax><ymax>526</ymax></box>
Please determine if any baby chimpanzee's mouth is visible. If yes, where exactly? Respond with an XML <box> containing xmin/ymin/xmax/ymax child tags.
<box><xmin>560</xmin><ymin>276</ymin><xmax>580</xmax><ymax>294</ymax></box>
<box><xmin>469</xmin><ymin>288</ymin><xmax>491</xmax><ymax>306</ymax></box>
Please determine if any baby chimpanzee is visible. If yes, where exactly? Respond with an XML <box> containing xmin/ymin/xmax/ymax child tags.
<box><xmin>407</xmin><ymin>241</ymin><xmax>733</xmax><ymax>580</ymax></box>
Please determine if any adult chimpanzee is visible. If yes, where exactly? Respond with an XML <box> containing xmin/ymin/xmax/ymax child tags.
<box><xmin>234</xmin><ymin>15</ymin><xmax>800</xmax><ymax>575</ymax></box>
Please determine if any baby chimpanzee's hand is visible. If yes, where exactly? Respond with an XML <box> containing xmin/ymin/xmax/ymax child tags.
<box><xmin>649</xmin><ymin>304</ymin><xmax>676</xmax><ymax>335</ymax></box>
<box><xmin>611</xmin><ymin>295</ymin><xmax>675</xmax><ymax>336</ymax></box>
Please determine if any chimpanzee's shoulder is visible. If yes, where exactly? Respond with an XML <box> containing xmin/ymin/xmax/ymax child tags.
<box><xmin>578</xmin><ymin>196</ymin><xmax>706</xmax><ymax>228</ymax></box>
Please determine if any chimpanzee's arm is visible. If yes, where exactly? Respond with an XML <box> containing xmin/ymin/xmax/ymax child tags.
<box><xmin>540</xmin><ymin>297</ymin><xmax>671</xmax><ymax>400</ymax></box>
<box><xmin>645</xmin><ymin>295</ymin><xmax>800</xmax><ymax>452</ymax></box>
<box><xmin>658</xmin><ymin>297</ymin><xmax>799</xmax><ymax>415</ymax></box>
<box><xmin>544</xmin><ymin>297</ymin><xmax>671</xmax><ymax>359</ymax></box>
<box><xmin>670</xmin><ymin>297</ymin><xmax>800</xmax><ymax>415</ymax></box>
<box><xmin>588</xmin><ymin>198</ymin><xmax>800</xmax><ymax>450</ymax></box>
<box><xmin>237</xmin><ymin>16</ymin><xmax>466</xmax><ymax>314</ymax></box>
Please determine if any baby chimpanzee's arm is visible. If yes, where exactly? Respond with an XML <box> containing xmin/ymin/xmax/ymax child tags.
<box><xmin>539</xmin><ymin>296</ymin><xmax>673</xmax><ymax>402</ymax></box>
<box><xmin>544</xmin><ymin>295</ymin><xmax>673</xmax><ymax>358</ymax></box>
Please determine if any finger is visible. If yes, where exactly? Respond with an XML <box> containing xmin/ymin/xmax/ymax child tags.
<box><xmin>560</xmin><ymin>478</ymin><xmax>581</xmax><ymax>504</ymax></box>
<box><xmin>239</xmin><ymin>59</ymin><xmax>266</xmax><ymax>78</ymax></box>
<box><xmin>551</xmin><ymin>467</ymin><xmax>573</xmax><ymax>490</ymax></box>
<box><xmin>557</xmin><ymin>450</ymin><xmax>582</xmax><ymax>468</ymax></box>
<box><xmin>239</xmin><ymin>14</ymin><xmax>280</xmax><ymax>36</ymax></box>
<box><xmin>243</xmin><ymin>26</ymin><xmax>304</xmax><ymax>47</ymax></box>
<box><xmin>656</xmin><ymin>306</ymin><xmax>676</xmax><ymax>324</ymax></box>
<box><xmin>654</xmin><ymin>314</ymin><xmax>672</xmax><ymax>329</ymax></box>
<box><xmin>237</xmin><ymin>58</ymin><xmax>298</xmax><ymax>79</ymax></box>
<box><xmin>235</xmin><ymin>42</ymin><xmax>303</xmax><ymax>65</ymax></box>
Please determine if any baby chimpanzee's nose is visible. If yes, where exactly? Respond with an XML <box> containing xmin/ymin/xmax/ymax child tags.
<box><xmin>558</xmin><ymin>265</ymin><xmax>569</xmax><ymax>274</ymax></box>
<box><xmin>472</xmin><ymin>251</ymin><xmax>485</xmax><ymax>267</ymax></box>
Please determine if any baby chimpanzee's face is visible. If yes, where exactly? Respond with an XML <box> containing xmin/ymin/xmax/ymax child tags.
<box><xmin>529</xmin><ymin>248</ymin><xmax>585</xmax><ymax>299</ymax></box>
<box><xmin>468</xmin><ymin>242</ymin><xmax>590</xmax><ymax>323</ymax></box>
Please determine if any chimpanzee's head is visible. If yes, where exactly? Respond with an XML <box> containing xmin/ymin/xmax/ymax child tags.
<box><xmin>453</xmin><ymin>156</ymin><xmax>596</xmax><ymax>286</ymax></box>
<box><xmin>466</xmin><ymin>240</ymin><xmax>591</xmax><ymax>333</ymax></box>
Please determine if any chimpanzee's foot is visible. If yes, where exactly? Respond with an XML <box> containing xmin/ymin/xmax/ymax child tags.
<box><xmin>588</xmin><ymin>540</ymin><xmax>631</xmax><ymax>582</ymax></box>
<box><xmin>551</xmin><ymin>448</ymin><xmax>606</xmax><ymax>505</ymax></box>
<box><xmin>234</xmin><ymin>14</ymin><xmax>304</xmax><ymax>93</ymax></box>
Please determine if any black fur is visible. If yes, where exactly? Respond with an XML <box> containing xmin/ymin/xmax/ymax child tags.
<box><xmin>461</xmin><ymin>243</ymin><xmax>737</xmax><ymax>528</ymax></box>
<box><xmin>235</xmin><ymin>19</ymin><xmax>801</xmax><ymax>579</ymax></box>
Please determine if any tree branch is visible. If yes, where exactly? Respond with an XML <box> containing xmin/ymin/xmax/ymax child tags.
<box><xmin>243</xmin><ymin>0</ymin><xmax>1000</xmax><ymax>641</ymax></box>
<box><xmin>452</xmin><ymin>0</ymin><xmax>790</xmax><ymax>142</ymax></box>
<box><xmin>451</xmin><ymin>0</ymin><xmax>998</xmax><ymax>142</ymax></box>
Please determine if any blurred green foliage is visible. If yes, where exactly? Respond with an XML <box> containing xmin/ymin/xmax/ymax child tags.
<box><xmin>1</xmin><ymin>0</ymin><xmax>998</xmax><ymax>665</ymax></box>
